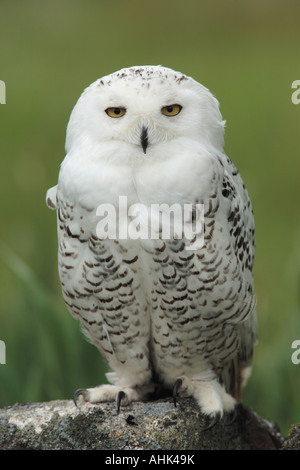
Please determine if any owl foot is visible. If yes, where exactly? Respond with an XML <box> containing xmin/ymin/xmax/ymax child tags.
<box><xmin>73</xmin><ymin>383</ymin><xmax>155</xmax><ymax>412</ymax></box>
<box><xmin>171</xmin><ymin>375</ymin><xmax>236</xmax><ymax>430</ymax></box>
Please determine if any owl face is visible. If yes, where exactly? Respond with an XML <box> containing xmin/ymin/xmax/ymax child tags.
<box><xmin>65</xmin><ymin>66</ymin><xmax>225</xmax><ymax>158</ymax></box>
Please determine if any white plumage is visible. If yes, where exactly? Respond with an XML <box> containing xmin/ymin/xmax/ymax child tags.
<box><xmin>47</xmin><ymin>66</ymin><xmax>257</xmax><ymax>425</ymax></box>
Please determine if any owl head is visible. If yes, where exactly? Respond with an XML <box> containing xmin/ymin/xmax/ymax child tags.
<box><xmin>65</xmin><ymin>66</ymin><xmax>225</xmax><ymax>159</ymax></box>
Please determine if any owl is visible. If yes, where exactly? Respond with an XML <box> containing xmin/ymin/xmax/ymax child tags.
<box><xmin>46</xmin><ymin>65</ymin><xmax>257</xmax><ymax>429</ymax></box>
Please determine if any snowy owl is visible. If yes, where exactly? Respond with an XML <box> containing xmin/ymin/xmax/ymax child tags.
<box><xmin>46</xmin><ymin>65</ymin><xmax>257</xmax><ymax>429</ymax></box>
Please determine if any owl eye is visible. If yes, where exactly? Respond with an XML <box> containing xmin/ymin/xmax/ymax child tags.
<box><xmin>161</xmin><ymin>104</ymin><xmax>182</xmax><ymax>116</ymax></box>
<box><xmin>105</xmin><ymin>107</ymin><xmax>126</xmax><ymax>118</ymax></box>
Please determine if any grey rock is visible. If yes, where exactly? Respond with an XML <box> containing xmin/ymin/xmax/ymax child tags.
<box><xmin>0</xmin><ymin>398</ymin><xmax>286</xmax><ymax>450</ymax></box>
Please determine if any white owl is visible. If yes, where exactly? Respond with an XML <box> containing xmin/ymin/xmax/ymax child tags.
<box><xmin>46</xmin><ymin>65</ymin><xmax>257</xmax><ymax>429</ymax></box>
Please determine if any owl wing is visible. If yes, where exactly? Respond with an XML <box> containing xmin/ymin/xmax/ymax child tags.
<box><xmin>214</xmin><ymin>153</ymin><xmax>257</xmax><ymax>398</ymax></box>
<box><xmin>46</xmin><ymin>185</ymin><xmax>58</xmax><ymax>210</ymax></box>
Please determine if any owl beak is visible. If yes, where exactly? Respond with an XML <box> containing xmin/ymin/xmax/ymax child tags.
<box><xmin>140</xmin><ymin>126</ymin><xmax>148</xmax><ymax>154</ymax></box>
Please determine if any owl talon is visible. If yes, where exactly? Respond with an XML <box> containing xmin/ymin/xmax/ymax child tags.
<box><xmin>173</xmin><ymin>378</ymin><xmax>183</xmax><ymax>407</ymax></box>
<box><xmin>202</xmin><ymin>411</ymin><xmax>221</xmax><ymax>431</ymax></box>
<box><xmin>226</xmin><ymin>406</ymin><xmax>238</xmax><ymax>425</ymax></box>
<box><xmin>116</xmin><ymin>390</ymin><xmax>126</xmax><ymax>413</ymax></box>
<box><xmin>73</xmin><ymin>388</ymin><xmax>88</xmax><ymax>407</ymax></box>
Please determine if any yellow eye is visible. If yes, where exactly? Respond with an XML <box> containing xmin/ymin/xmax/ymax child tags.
<box><xmin>161</xmin><ymin>104</ymin><xmax>182</xmax><ymax>116</ymax></box>
<box><xmin>105</xmin><ymin>107</ymin><xmax>126</xmax><ymax>118</ymax></box>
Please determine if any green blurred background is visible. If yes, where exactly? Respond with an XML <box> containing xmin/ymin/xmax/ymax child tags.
<box><xmin>0</xmin><ymin>0</ymin><xmax>299</xmax><ymax>436</ymax></box>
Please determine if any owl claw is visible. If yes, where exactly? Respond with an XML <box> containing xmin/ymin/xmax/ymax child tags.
<box><xmin>226</xmin><ymin>406</ymin><xmax>238</xmax><ymax>425</ymax></box>
<box><xmin>172</xmin><ymin>378</ymin><xmax>183</xmax><ymax>407</ymax></box>
<box><xmin>73</xmin><ymin>388</ymin><xmax>88</xmax><ymax>407</ymax></box>
<box><xmin>116</xmin><ymin>390</ymin><xmax>126</xmax><ymax>413</ymax></box>
<box><xmin>202</xmin><ymin>411</ymin><xmax>221</xmax><ymax>431</ymax></box>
